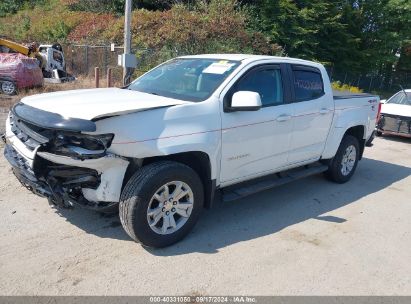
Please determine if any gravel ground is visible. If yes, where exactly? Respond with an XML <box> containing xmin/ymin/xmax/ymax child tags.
<box><xmin>0</xmin><ymin>135</ymin><xmax>410</xmax><ymax>296</ymax></box>
<box><xmin>0</xmin><ymin>112</ymin><xmax>8</xmax><ymax>134</ymax></box>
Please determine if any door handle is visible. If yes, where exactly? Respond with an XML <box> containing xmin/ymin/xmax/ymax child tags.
<box><xmin>276</xmin><ymin>114</ymin><xmax>292</xmax><ymax>122</ymax></box>
<box><xmin>319</xmin><ymin>108</ymin><xmax>330</xmax><ymax>115</ymax></box>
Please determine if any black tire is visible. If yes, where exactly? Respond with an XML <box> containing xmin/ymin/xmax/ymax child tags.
<box><xmin>51</xmin><ymin>43</ymin><xmax>63</xmax><ymax>52</ymax></box>
<box><xmin>365</xmin><ymin>131</ymin><xmax>375</xmax><ymax>147</ymax></box>
<box><xmin>119</xmin><ymin>161</ymin><xmax>204</xmax><ymax>248</ymax></box>
<box><xmin>97</xmin><ymin>203</ymin><xmax>119</xmax><ymax>215</ymax></box>
<box><xmin>324</xmin><ymin>135</ymin><xmax>360</xmax><ymax>184</ymax></box>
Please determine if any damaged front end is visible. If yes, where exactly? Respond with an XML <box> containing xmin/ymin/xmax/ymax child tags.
<box><xmin>377</xmin><ymin>113</ymin><xmax>411</xmax><ymax>138</ymax></box>
<box><xmin>3</xmin><ymin>103</ymin><xmax>129</xmax><ymax>210</ymax></box>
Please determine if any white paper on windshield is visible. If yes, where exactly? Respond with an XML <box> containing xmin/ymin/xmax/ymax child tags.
<box><xmin>203</xmin><ymin>62</ymin><xmax>235</xmax><ymax>74</ymax></box>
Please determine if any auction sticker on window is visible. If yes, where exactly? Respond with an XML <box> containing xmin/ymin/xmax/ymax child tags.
<box><xmin>203</xmin><ymin>61</ymin><xmax>235</xmax><ymax>74</ymax></box>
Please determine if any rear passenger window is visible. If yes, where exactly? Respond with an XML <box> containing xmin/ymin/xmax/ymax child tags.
<box><xmin>293</xmin><ymin>69</ymin><xmax>324</xmax><ymax>101</ymax></box>
<box><xmin>233</xmin><ymin>68</ymin><xmax>284</xmax><ymax>107</ymax></box>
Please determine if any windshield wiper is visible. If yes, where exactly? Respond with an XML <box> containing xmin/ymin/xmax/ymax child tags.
<box><xmin>125</xmin><ymin>87</ymin><xmax>159</xmax><ymax>96</ymax></box>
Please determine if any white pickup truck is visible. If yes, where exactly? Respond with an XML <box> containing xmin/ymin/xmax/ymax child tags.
<box><xmin>3</xmin><ymin>54</ymin><xmax>379</xmax><ymax>247</ymax></box>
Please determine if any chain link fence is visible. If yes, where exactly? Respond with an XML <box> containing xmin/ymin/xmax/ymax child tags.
<box><xmin>62</xmin><ymin>44</ymin><xmax>187</xmax><ymax>86</ymax></box>
<box><xmin>63</xmin><ymin>44</ymin><xmax>123</xmax><ymax>86</ymax></box>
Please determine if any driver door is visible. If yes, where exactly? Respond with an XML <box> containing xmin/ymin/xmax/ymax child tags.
<box><xmin>220</xmin><ymin>64</ymin><xmax>294</xmax><ymax>184</ymax></box>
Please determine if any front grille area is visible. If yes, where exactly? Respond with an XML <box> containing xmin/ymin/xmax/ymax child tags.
<box><xmin>4</xmin><ymin>143</ymin><xmax>102</xmax><ymax>207</ymax></box>
<box><xmin>380</xmin><ymin>114</ymin><xmax>411</xmax><ymax>135</ymax></box>
<box><xmin>9</xmin><ymin>113</ymin><xmax>52</xmax><ymax>151</ymax></box>
<box><xmin>5</xmin><ymin>108</ymin><xmax>112</xmax><ymax>210</ymax></box>
<box><xmin>4</xmin><ymin>144</ymin><xmax>51</xmax><ymax>197</ymax></box>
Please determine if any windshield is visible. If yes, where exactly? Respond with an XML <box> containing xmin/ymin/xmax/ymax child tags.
<box><xmin>127</xmin><ymin>58</ymin><xmax>241</xmax><ymax>102</ymax></box>
<box><xmin>387</xmin><ymin>91</ymin><xmax>411</xmax><ymax>106</ymax></box>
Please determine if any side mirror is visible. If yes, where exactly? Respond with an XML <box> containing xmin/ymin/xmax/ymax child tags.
<box><xmin>380</xmin><ymin>99</ymin><xmax>387</xmax><ymax>104</ymax></box>
<box><xmin>230</xmin><ymin>91</ymin><xmax>262</xmax><ymax>111</ymax></box>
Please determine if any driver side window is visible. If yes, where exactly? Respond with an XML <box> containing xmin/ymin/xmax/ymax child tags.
<box><xmin>233</xmin><ymin>68</ymin><xmax>284</xmax><ymax>107</ymax></box>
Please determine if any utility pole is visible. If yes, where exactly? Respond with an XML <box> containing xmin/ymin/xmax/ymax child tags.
<box><xmin>123</xmin><ymin>0</ymin><xmax>132</xmax><ymax>86</ymax></box>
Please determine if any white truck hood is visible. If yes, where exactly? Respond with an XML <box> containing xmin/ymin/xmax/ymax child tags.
<box><xmin>381</xmin><ymin>103</ymin><xmax>411</xmax><ymax>117</ymax></box>
<box><xmin>20</xmin><ymin>88</ymin><xmax>188</xmax><ymax>120</ymax></box>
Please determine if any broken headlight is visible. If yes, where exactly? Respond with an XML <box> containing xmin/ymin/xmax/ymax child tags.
<box><xmin>50</xmin><ymin>132</ymin><xmax>114</xmax><ymax>159</ymax></box>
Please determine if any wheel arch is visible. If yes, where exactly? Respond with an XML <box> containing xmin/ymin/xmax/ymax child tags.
<box><xmin>344</xmin><ymin>125</ymin><xmax>366</xmax><ymax>159</ymax></box>
<box><xmin>322</xmin><ymin>124</ymin><xmax>367</xmax><ymax>161</ymax></box>
<box><xmin>124</xmin><ymin>151</ymin><xmax>216</xmax><ymax>209</ymax></box>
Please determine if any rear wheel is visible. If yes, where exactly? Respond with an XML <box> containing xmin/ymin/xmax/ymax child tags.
<box><xmin>119</xmin><ymin>161</ymin><xmax>204</xmax><ymax>248</ymax></box>
<box><xmin>325</xmin><ymin>135</ymin><xmax>360</xmax><ymax>183</ymax></box>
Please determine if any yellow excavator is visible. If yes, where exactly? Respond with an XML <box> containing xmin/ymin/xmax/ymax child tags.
<box><xmin>0</xmin><ymin>37</ymin><xmax>74</xmax><ymax>83</ymax></box>
<box><xmin>0</xmin><ymin>38</ymin><xmax>38</xmax><ymax>56</ymax></box>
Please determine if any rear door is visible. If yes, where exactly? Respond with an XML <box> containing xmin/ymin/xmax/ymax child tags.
<box><xmin>287</xmin><ymin>64</ymin><xmax>334</xmax><ymax>164</ymax></box>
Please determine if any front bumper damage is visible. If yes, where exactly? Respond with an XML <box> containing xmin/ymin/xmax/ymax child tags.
<box><xmin>3</xmin><ymin>104</ymin><xmax>129</xmax><ymax>210</ymax></box>
<box><xmin>377</xmin><ymin>113</ymin><xmax>411</xmax><ymax>138</ymax></box>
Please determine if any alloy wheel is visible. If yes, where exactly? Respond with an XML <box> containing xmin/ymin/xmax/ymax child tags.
<box><xmin>1</xmin><ymin>81</ymin><xmax>16</xmax><ymax>95</ymax></box>
<box><xmin>341</xmin><ymin>144</ymin><xmax>356</xmax><ymax>176</ymax></box>
<box><xmin>146</xmin><ymin>181</ymin><xmax>194</xmax><ymax>235</ymax></box>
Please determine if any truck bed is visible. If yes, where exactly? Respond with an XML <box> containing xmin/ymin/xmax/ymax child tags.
<box><xmin>333</xmin><ymin>90</ymin><xmax>378</xmax><ymax>99</ymax></box>
<box><xmin>333</xmin><ymin>91</ymin><xmax>379</xmax><ymax>113</ymax></box>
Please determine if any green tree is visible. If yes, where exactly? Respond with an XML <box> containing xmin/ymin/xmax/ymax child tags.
<box><xmin>67</xmin><ymin>0</ymin><xmax>193</xmax><ymax>14</ymax></box>
<box><xmin>256</xmin><ymin>0</ymin><xmax>410</xmax><ymax>77</ymax></box>
<box><xmin>340</xmin><ymin>0</ymin><xmax>411</xmax><ymax>83</ymax></box>
<box><xmin>0</xmin><ymin>0</ymin><xmax>46</xmax><ymax>17</ymax></box>
<box><xmin>258</xmin><ymin>0</ymin><xmax>361</xmax><ymax>71</ymax></box>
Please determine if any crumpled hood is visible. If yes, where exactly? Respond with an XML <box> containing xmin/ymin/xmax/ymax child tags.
<box><xmin>20</xmin><ymin>88</ymin><xmax>188</xmax><ymax>120</ymax></box>
<box><xmin>381</xmin><ymin>103</ymin><xmax>411</xmax><ymax>117</ymax></box>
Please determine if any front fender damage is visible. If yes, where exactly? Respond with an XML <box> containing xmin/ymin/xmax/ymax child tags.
<box><xmin>37</xmin><ymin>151</ymin><xmax>129</xmax><ymax>207</ymax></box>
<box><xmin>4</xmin><ymin>104</ymin><xmax>131</xmax><ymax>210</ymax></box>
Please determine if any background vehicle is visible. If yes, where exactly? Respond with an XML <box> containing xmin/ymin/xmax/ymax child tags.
<box><xmin>376</xmin><ymin>89</ymin><xmax>411</xmax><ymax>138</ymax></box>
<box><xmin>0</xmin><ymin>53</ymin><xmax>43</xmax><ymax>95</ymax></box>
<box><xmin>3</xmin><ymin>54</ymin><xmax>379</xmax><ymax>248</ymax></box>
<box><xmin>0</xmin><ymin>38</ymin><xmax>74</xmax><ymax>88</ymax></box>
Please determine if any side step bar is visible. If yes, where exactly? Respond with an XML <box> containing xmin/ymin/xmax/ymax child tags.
<box><xmin>222</xmin><ymin>163</ymin><xmax>328</xmax><ymax>202</ymax></box>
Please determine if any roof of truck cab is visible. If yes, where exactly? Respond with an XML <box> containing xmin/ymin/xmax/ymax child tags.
<box><xmin>179</xmin><ymin>54</ymin><xmax>321</xmax><ymax>66</ymax></box>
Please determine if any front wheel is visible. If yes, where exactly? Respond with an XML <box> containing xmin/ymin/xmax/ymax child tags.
<box><xmin>325</xmin><ymin>135</ymin><xmax>360</xmax><ymax>183</ymax></box>
<box><xmin>119</xmin><ymin>161</ymin><xmax>204</xmax><ymax>248</ymax></box>
<box><xmin>1</xmin><ymin>80</ymin><xmax>17</xmax><ymax>95</ymax></box>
